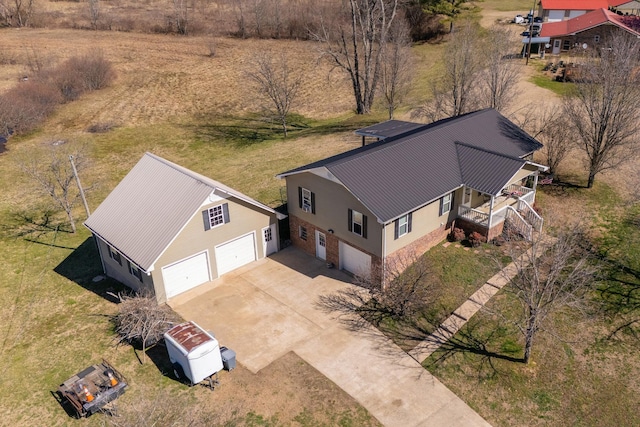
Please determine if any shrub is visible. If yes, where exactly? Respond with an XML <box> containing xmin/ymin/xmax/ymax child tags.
<box><xmin>468</xmin><ymin>231</ymin><xmax>484</xmax><ymax>247</ymax></box>
<box><xmin>67</xmin><ymin>50</ymin><xmax>116</xmax><ymax>91</ymax></box>
<box><xmin>449</xmin><ymin>227</ymin><xmax>465</xmax><ymax>242</ymax></box>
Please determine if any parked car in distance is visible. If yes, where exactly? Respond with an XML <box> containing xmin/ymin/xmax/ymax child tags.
<box><xmin>514</xmin><ymin>14</ymin><xmax>525</xmax><ymax>24</ymax></box>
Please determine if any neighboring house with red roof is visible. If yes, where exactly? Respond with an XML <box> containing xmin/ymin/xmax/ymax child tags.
<box><xmin>538</xmin><ymin>8</ymin><xmax>640</xmax><ymax>54</ymax></box>
<box><xmin>537</xmin><ymin>0</ymin><xmax>637</xmax><ymax>22</ymax></box>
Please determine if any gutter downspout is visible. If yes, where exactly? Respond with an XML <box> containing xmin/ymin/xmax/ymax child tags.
<box><xmin>382</xmin><ymin>223</ymin><xmax>387</xmax><ymax>291</ymax></box>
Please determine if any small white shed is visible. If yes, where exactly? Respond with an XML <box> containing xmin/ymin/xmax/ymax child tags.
<box><xmin>164</xmin><ymin>321</ymin><xmax>223</xmax><ymax>385</ymax></box>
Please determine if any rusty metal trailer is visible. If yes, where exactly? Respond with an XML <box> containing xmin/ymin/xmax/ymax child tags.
<box><xmin>56</xmin><ymin>360</ymin><xmax>128</xmax><ymax>418</ymax></box>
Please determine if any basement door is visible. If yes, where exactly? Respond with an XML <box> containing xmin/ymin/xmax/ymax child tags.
<box><xmin>315</xmin><ymin>230</ymin><xmax>326</xmax><ymax>260</ymax></box>
<box><xmin>162</xmin><ymin>251</ymin><xmax>211</xmax><ymax>299</ymax></box>
<box><xmin>215</xmin><ymin>233</ymin><xmax>256</xmax><ymax>277</ymax></box>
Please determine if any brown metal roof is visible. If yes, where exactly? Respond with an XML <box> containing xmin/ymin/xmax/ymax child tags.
<box><xmin>279</xmin><ymin>109</ymin><xmax>543</xmax><ymax>223</ymax></box>
<box><xmin>165</xmin><ymin>321</ymin><xmax>213</xmax><ymax>353</ymax></box>
<box><xmin>84</xmin><ymin>153</ymin><xmax>284</xmax><ymax>271</ymax></box>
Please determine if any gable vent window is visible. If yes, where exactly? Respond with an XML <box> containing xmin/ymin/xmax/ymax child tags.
<box><xmin>348</xmin><ymin>208</ymin><xmax>368</xmax><ymax>238</ymax></box>
<box><xmin>108</xmin><ymin>246</ymin><xmax>122</xmax><ymax>266</ymax></box>
<box><xmin>203</xmin><ymin>203</ymin><xmax>230</xmax><ymax>230</ymax></box>
<box><xmin>298</xmin><ymin>187</ymin><xmax>316</xmax><ymax>214</ymax></box>
<box><xmin>394</xmin><ymin>213</ymin><xmax>412</xmax><ymax>239</ymax></box>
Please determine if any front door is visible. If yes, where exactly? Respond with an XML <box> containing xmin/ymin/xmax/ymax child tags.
<box><xmin>262</xmin><ymin>224</ymin><xmax>277</xmax><ymax>256</ymax></box>
<box><xmin>315</xmin><ymin>231</ymin><xmax>326</xmax><ymax>260</ymax></box>
<box><xmin>462</xmin><ymin>187</ymin><xmax>472</xmax><ymax>208</ymax></box>
<box><xmin>552</xmin><ymin>39</ymin><xmax>561</xmax><ymax>54</ymax></box>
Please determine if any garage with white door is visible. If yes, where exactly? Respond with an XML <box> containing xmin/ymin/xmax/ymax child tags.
<box><xmin>162</xmin><ymin>251</ymin><xmax>211</xmax><ymax>298</ymax></box>
<box><xmin>339</xmin><ymin>241</ymin><xmax>371</xmax><ymax>277</ymax></box>
<box><xmin>215</xmin><ymin>233</ymin><xmax>257</xmax><ymax>277</ymax></box>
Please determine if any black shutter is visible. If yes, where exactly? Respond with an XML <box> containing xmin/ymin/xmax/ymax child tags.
<box><xmin>348</xmin><ymin>209</ymin><xmax>353</xmax><ymax>232</ymax></box>
<box><xmin>394</xmin><ymin>219</ymin><xmax>399</xmax><ymax>240</ymax></box>
<box><xmin>439</xmin><ymin>197</ymin><xmax>444</xmax><ymax>216</ymax></box>
<box><xmin>298</xmin><ymin>187</ymin><xmax>303</xmax><ymax>208</ymax></box>
<box><xmin>362</xmin><ymin>215</ymin><xmax>368</xmax><ymax>239</ymax></box>
<box><xmin>222</xmin><ymin>203</ymin><xmax>230</xmax><ymax>223</ymax></box>
<box><xmin>202</xmin><ymin>209</ymin><xmax>211</xmax><ymax>231</ymax></box>
<box><xmin>408</xmin><ymin>212</ymin><xmax>413</xmax><ymax>233</ymax></box>
<box><xmin>311</xmin><ymin>192</ymin><xmax>316</xmax><ymax>214</ymax></box>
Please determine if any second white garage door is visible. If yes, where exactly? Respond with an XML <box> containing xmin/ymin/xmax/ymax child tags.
<box><xmin>162</xmin><ymin>251</ymin><xmax>211</xmax><ymax>299</ymax></box>
<box><xmin>339</xmin><ymin>241</ymin><xmax>371</xmax><ymax>277</ymax></box>
<box><xmin>215</xmin><ymin>233</ymin><xmax>257</xmax><ymax>276</ymax></box>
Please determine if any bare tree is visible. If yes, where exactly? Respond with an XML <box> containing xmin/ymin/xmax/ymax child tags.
<box><xmin>496</xmin><ymin>228</ymin><xmax>596</xmax><ymax>364</ymax></box>
<box><xmin>313</xmin><ymin>0</ymin><xmax>399</xmax><ymax>114</ymax></box>
<box><xmin>413</xmin><ymin>21</ymin><xmax>482</xmax><ymax>121</ymax></box>
<box><xmin>380</xmin><ymin>19</ymin><xmax>414</xmax><ymax>119</ymax></box>
<box><xmin>0</xmin><ymin>0</ymin><xmax>34</xmax><ymax>27</ymax></box>
<box><xmin>563</xmin><ymin>33</ymin><xmax>640</xmax><ymax>188</ymax></box>
<box><xmin>517</xmin><ymin>103</ymin><xmax>572</xmax><ymax>175</ymax></box>
<box><xmin>173</xmin><ymin>0</ymin><xmax>188</xmax><ymax>34</ymax></box>
<box><xmin>478</xmin><ymin>25</ymin><xmax>520</xmax><ymax>113</ymax></box>
<box><xmin>355</xmin><ymin>251</ymin><xmax>438</xmax><ymax>320</ymax></box>
<box><xmin>247</xmin><ymin>52</ymin><xmax>302</xmax><ymax>137</ymax></box>
<box><xmin>111</xmin><ymin>292</ymin><xmax>180</xmax><ymax>363</ymax></box>
<box><xmin>17</xmin><ymin>144</ymin><xmax>89</xmax><ymax>233</ymax></box>
<box><xmin>88</xmin><ymin>0</ymin><xmax>100</xmax><ymax>30</ymax></box>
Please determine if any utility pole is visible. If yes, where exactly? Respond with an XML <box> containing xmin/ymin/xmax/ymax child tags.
<box><xmin>525</xmin><ymin>0</ymin><xmax>537</xmax><ymax>65</ymax></box>
<box><xmin>69</xmin><ymin>155</ymin><xmax>91</xmax><ymax>218</ymax></box>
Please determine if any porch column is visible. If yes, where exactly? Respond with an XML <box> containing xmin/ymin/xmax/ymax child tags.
<box><xmin>488</xmin><ymin>195</ymin><xmax>495</xmax><ymax>229</ymax></box>
<box><xmin>532</xmin><ymin>172</ymin><xmax>539</xmax><ymax>204</ymax></box>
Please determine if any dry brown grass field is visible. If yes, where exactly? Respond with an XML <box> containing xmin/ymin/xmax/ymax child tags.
<box><xmin>1</xmin><ymin>1</ymin><xmax>639</xmax><ymax>426</ymax></box>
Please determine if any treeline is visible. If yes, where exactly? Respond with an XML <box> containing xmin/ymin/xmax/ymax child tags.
<box><xmin>1</xmin><ymin>0</ymin><xmax>456</xmax><ymax>42</ymax></box>
<box><xmin>0</xmin><ymin>52</ymin><xmax>115</xmax><ymax>136</ymax></box>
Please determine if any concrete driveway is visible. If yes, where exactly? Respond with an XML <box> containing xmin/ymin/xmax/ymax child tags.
<box><xmin>169</xmin><ymin>247</ymin><xmax>492</xmax><ymax>427</ymax></box>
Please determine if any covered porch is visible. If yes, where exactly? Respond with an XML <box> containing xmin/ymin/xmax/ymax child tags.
<box><xmin>457</xmin><ymin>180</ymin><xmax>543</xmax><ymax>241</ymax></box>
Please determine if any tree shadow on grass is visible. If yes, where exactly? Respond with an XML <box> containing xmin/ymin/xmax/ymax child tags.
<box><xmin>316</xmin><ymin>287</ymin><xmax>524</xmax><ymax>377</ymax></box>
<box><xmin>187</xmin><ymin>114</ymin><xmax>377</xmax><ymax>148</ymax></box>
<box><xmin>1</xmin><ymin>208</ymin><xmax>74</xmax><ymax>242</ymax></box>
<box><xmin>596</xmin><ymin>257</ymin><xmax>640</xmax><ymax>342</ymax></box>
<box><xmin>54</xmin><ymin>237</ymin><xmax>128</xmax><ymax>303</ymax></box>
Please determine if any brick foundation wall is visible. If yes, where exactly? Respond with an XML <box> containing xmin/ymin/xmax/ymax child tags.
<box><xmin>289</xmin><ymin>215</ymin><xmax>381</xmax><ymax>276</ymax></box>
<box><xmin>453</xmin><ymin>218</ymin><xmax>505</xmax><ymax>242</ymax></box>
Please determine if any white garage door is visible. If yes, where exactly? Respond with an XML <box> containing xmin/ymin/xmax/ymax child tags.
<box><xmin>215</xmin><ymin>233</ymin><xmax>256</xmax><ymax>276</ymax></box>
<box><xmin>339</xmin><ymin>241</ymin><xmax>371</xmax><ymax>277</ymax></box>
<box><xmin>162</xmin><ymin>252</ymin><xmax>211</xmax><ymax>298</ymax></box>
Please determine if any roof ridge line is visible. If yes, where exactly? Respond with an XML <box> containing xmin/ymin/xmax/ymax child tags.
<box><xmin>454</xmin><ymin>141</ymin><xmax>525</xmax><ymax>162</ymax></box>
<box><xmin>332</xmin><ymin>110</ymin><xmax>494</xmax><ymax>168</ymax></box>
<box><xmin>144</xmin><ymin>152</ymin><xmax>215</xmax><ymax>188</ymax></box>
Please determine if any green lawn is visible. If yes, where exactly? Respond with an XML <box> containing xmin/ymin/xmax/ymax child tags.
<box><xmin>366</xmin><ymin>243</ymin><xmax>509</xmax><ymax>351</ymax></box>
<box><xmin>0</xmin><ymin>111</ymin><xmax>381</xmax><ymax>426</ymax></box>
<box><xmin>423</xmin><ymin>183</ymin><xmax>640</xmax><ymax>427</ymax></box>
<box><xmin>476</xmin><ymin>0</ymin><xmax>533</xmax><ymax>12</ymax></box>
